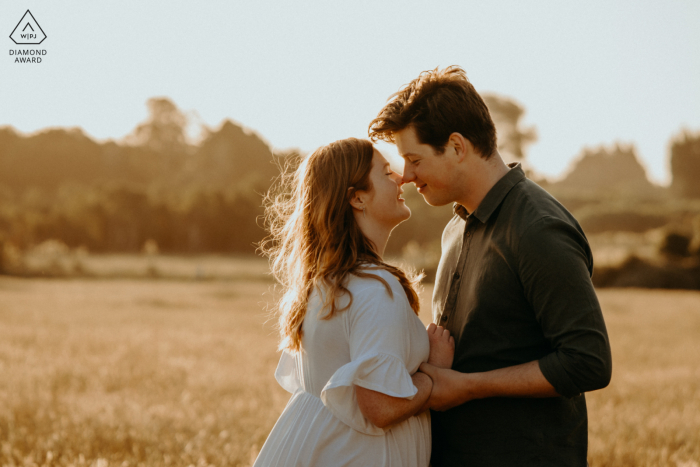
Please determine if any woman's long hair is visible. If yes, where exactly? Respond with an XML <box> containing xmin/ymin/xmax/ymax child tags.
<box><xmin>261</xmin><ymin>138</ymin><xmax>422</xmax><ymax>353</ymax></box>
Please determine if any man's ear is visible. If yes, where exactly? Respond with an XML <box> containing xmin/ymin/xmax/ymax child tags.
<box><xmin>448</xmin><ymin>133</ymin><xmax>475</xmax><ymax>162</ymax></box>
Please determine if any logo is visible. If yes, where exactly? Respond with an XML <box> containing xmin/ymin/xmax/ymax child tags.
<box><xmin>10</xmin><ymin>10</ymin><xmax>47</xmax><ymax>45</ymax></box>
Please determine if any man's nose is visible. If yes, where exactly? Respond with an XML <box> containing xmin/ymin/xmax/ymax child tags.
<box><xmin>401</xmin><ymin>169</ymin><xmax>415</xmax><ymax>185</ymax></box>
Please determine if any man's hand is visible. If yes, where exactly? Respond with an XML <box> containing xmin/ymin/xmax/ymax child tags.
<box><xmin>419</xmin><ymin>362</ymin><xmax>473</xmax><ymax>411</ymax></box>
<box><xmin>426</xmin><ymin>323</ymin><xmax>455</xmax><ymax>369</ymax></box>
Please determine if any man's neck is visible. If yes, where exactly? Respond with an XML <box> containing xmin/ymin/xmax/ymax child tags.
<box><xmin>456</xmin><ymin>153</ymin><xmax>511</xmax><ymax>213</ymax></box>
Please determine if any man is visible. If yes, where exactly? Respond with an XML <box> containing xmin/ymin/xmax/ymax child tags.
<box><xmin>368</xmin><ymin>66</ymin><xmax>612</xmax><ymax>466</ymax></box>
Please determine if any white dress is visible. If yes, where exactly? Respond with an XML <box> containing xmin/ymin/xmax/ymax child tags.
<box><xmin>253</xmin><ymin>269</ymin><xmax>431</xmax><ymax>467</ymax></box>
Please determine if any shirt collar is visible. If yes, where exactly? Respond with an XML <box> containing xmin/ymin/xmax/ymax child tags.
<box><xmin>453</xmin><ymin>162</ymin><xmax>526</xmax><ymax>223</ymax></box>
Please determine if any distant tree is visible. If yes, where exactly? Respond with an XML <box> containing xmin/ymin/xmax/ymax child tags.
<box><xmin>482</xmin><ymin>94</ymin><xmax>537</xmax><ymax>160</ymax></box>
<box><xmin>0</xmin><ymin>126</ymin><xmax>103</xmax><ymax>192</ymax></box>
<box><xmin>549</xmin><ymin>143</ymin><xmax>659</xmax><ymax>199</ymax></box>
<box><xmin>190</xmin><ymin>120</ymin><xmax>277</xmax><ymax>190</ymax></box>
<box><xmin>670</xmin><ymin>130</ymin><xmax>700</xmax><ymax>198</ymax></box>
<box><xmin>125</xmin><ymin>97</ymin><xmax>189</xmax><ymax>155</ymax></box>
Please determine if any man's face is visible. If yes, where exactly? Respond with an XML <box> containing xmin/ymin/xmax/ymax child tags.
<box><xmin>395</xmin><ymin>126</ymin><xmax>459</xmax><ymax>207</ymax></box>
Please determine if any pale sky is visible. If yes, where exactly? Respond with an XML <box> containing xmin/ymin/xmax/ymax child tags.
<box><xmin>2</xmin><ymin>0</ymin><xmax>698</xmax><ymax>184</ymax></box>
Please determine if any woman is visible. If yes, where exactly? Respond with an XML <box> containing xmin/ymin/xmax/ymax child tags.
<box><xmin>254</xmin><ymin>138</ymin><xmax>453</xmax><ymax>467</ymax></box>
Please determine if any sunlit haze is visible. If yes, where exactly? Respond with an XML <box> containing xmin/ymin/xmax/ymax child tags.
<box><xmin>2</xmin><ymin>0</ymin><xmax>699</xmax><ymax>184</ymax></box>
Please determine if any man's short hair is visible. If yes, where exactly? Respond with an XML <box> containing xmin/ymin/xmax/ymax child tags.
<box><xmin>369</xmin><ymin>66</ymin><xmax>497</xmax><ymax>158</ymax></box>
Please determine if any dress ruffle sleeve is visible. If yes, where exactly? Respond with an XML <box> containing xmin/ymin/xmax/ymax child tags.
<box><xmin>317</xmin><ymin>277</ymin><xmax>420</xmax><ymax>436</ymax></box>
<box><xmin>321</xmin><ymin>352</ymin><xmax>417</xmax><ymax>435</ymax></box>
<box><xmin>274</xmin><ymin>350</ymin><xmax>302</xmax><ymax>394</ymax></box>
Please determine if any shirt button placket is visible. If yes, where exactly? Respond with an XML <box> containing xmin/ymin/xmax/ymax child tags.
<box><xmin>442</xmin><ymin>220</ymin><xmax>473</xmax><ymax>327</ymax></box>
<box><xmin>444</xmin><ymin>225</ymin><xmax>473</xmax><ymax>325</ymax></box>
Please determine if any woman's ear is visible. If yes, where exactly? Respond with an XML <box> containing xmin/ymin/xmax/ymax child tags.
<box><xmin>348</xmin><ymin>187</ymin><xmax>366</xmax><ymax>212</ymax></box>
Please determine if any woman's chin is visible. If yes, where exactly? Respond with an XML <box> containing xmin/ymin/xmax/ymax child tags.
<box><xmin>397</xmin><ymin>206</ymin><xmax>412</xmax><ymax>224</ymax></box>
<box><xmin>384</xmin><ymin>207</ymin><xmax>412</xmax><ymax>231</ymax></box>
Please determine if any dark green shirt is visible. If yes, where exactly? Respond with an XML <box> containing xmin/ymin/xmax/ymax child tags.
<box><xmin>431</xmin><ymin>163</ymin><xmax>612</xmax><ymax>467</ymax></box>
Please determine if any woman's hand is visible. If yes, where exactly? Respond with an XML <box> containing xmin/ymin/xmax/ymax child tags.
<box><xmin>426</xmin><ymin>323</ymin><xmax>455</xmax><ymax>369</ymax></box>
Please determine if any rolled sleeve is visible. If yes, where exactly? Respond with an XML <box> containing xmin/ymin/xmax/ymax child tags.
<box><xmin>518</xmin><ymin>216</ymin><xmax>613</xmax><ymax>397</ymax></box>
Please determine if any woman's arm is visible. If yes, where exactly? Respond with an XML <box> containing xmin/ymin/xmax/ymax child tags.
<box><xmin>355</xmin><ymin>372</ymin><xmax>432</xmax><ymax>429</ymax></box>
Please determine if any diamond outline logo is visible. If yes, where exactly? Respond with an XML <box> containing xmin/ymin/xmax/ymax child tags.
<box><xmin>10</xmin><ymin>10</ymin><xmax>47</xmax><ymax>45</ymax></box>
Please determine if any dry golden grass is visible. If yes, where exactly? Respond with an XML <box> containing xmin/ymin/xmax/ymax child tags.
<box><xmin>0</xmin><ymin>277</ymin><xmax>285</xmax><ymax>467</ymax></box>
<box><xmin>12</xmin><ymin>246</ymin><xmax>271</xmax><ymax>281</ymax></box>
<box><xmin>586</xmin><ymin>289</ymin><xmax>700</xmax><ymax>466</ymax></box>
<box><xmin>0</xmin><ymin>278</ymin><xmax>698</xmax><ymax>466</ymax></box>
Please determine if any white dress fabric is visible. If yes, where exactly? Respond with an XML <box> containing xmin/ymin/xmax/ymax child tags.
<box><xmin>253</xmin><ymin>269</ymin><xmax>431</xmax><ymax>467</ymax></box>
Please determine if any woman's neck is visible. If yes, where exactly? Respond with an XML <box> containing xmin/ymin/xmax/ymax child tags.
<box><xmin>355</xmin><ymin>216</ymin><xmax>391</xmax><ymax>259</ymax></box>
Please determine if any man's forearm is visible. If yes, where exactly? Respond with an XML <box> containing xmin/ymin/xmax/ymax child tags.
<box><xmin>466</xmin><ymin>360</ymin><xmax>559</xmax><ymax>400</ymax></box>
<box><xmin>421</xmin><ymin>360</ymin><xmax>560</xmax><ymax>411</ymax></box>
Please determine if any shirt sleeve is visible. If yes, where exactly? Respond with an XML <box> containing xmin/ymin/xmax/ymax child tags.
<box><xmin>320</xmin><ymin>280</ymin><xmax>419</xmax><ymax>435</ymax></box>
<box><xmin>517</xmin><ymin>216</ymin><xmax>613</xmax><ymax>398</ymax></box>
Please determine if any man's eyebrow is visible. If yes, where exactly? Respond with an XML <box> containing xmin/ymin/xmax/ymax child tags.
<box><xmin>400</xmin><ymin>153</ymin><xmax>420</xmax><ymax>160</ymax></box>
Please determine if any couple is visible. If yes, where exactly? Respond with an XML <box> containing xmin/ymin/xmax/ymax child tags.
<box><xmin>254</xmin><ymin>66</ymin><xmax>612</xmax><ymax>467</ymax></box>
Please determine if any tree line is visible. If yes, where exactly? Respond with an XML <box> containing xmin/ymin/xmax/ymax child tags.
<box><xmin>0</xmin><ymin>98</ymin><xmax>282</xmax><ymax>255</ymax></box>
<box><xmin>1</xmin><ymin>96</ymin><xmax>699</xmax><ymax>260</ymax></box>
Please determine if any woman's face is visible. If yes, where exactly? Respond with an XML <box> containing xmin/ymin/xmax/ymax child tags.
<box><xmin>362</xmin><ymin>150</ymin><xmax>411</xmax><ymax>229</ymax></box>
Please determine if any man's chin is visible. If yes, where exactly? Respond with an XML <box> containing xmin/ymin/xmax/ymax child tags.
<box><xmin>421</xmin><ymin>194</ymin><xmax>451</xmax><ymax>207</ymax></box>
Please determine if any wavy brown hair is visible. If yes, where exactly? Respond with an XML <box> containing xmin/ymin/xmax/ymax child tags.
<box><xmin>261</xmin><ymin>138</ymin><xmax>422</xmax><ymax>353</ymax></box>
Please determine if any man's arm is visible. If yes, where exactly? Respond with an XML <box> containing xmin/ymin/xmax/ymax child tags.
<box><xmin>519</xmin><ymin>216</ymin><xmax>613</xmax><ymax>397</ymax></box>
<box><xmin>419</xmin><ymin>360</ymin><xmax>558</xmax><ymax>411</ymax></box>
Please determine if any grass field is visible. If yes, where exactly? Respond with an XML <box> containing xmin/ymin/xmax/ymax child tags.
<box><xmin>0</xmin><ymin>277</ymin><xmax>698</xmax><ymax>467</ymax></box>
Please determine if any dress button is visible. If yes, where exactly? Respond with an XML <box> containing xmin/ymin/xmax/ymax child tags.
<box><xmin>453</xmin><ymin>272</ymin><xmax>460</xmax><ymax>280</ymax></box>
<box><xmin>441</xmin><ymin>315</ymin><xmax>448</xmax><ymax>321</ymax></box>
<box><xmin>466</xmin><ymin>231</ymin><xmax>471</xmax><ymax>237</ymax></box>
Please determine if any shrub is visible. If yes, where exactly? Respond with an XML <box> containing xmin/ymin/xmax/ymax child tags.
<box><xmin>659</xmin><ymin>232</ymin><xmax>691</xmax><ymax>258</ymax></box>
